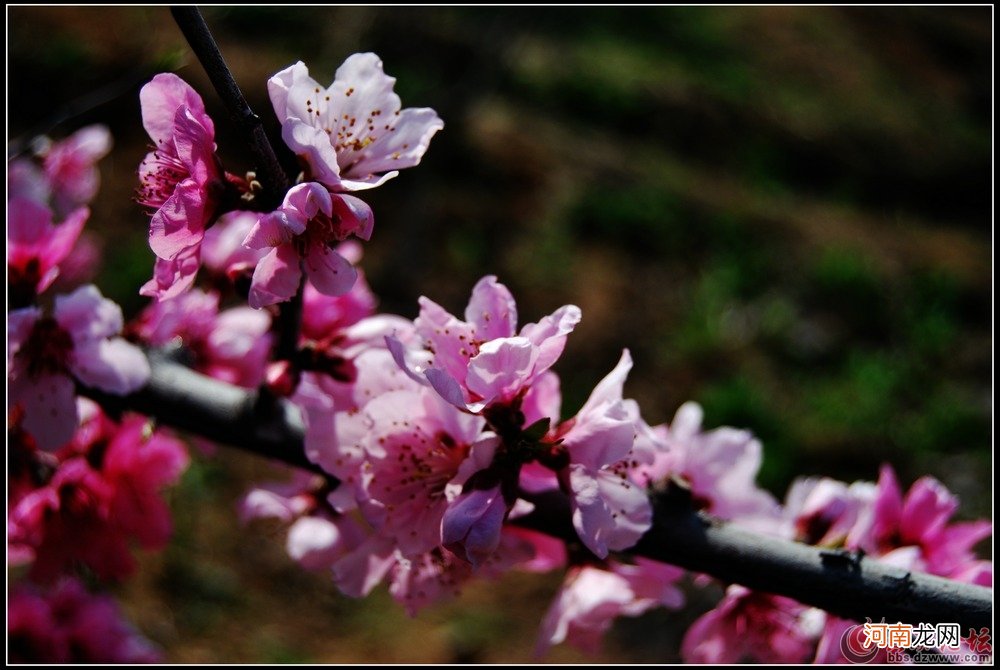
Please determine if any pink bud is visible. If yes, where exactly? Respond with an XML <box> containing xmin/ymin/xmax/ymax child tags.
<box><xmin>441</xmin><ymin>484</ymin><xmax>507</xmax><ymax>567</ymax></box>
<box><xmin>265</xmin><ymin>360</ymin><xmax>299</xmax><ymax>397</ymax></box>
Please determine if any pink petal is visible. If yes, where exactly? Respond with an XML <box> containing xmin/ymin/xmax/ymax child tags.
<box><xmin>201</xmin><ymin>210</ymin><xmax>267</xmax><ymax>273</ymax></box>
<box><xmin>70</xmin><ymin>339</ymin><xmax>150</xmax><ymax>395</ymax></box>
<box><xmin>267</xmin><ymin>61</ymin><xmax>313</xmax><ymax>122</ymax></box>
<box><xmin>38</xmin><ymin>207</ymin><xmax>90</xmax><ymax>292</ymax></box>
<box><xmin>242</xmin><ymin>211</ymin><xmax>300</xmax><ymax>249</ymax></box>
<box><xmin>304</xmin><ymin>244</ymin><xmax>358</xmax><ymax>297</ymax></box>
<box><xmin>7</xmin><ymin>159</ymin><xmax>51</xmax><ymax>205</ymax></box>
<box><xmin>8</xmin><ymin>197</ymin><xmax>54</xmax><ymax>258</ymax></box>
<box><xmin>49</xmin><ymin>124</ymin><xmax>112</xmax><ymax>164</ymax></box>
<box><xmin>900</xmin><ymin>476</ymin><xmax>957</xmax><ymax>543</ymax></box>
<box><xmin>147</xmin><ymin>179</ymin><xmax>208</xmax><ymax>260</ymax></box>
<box><xmin>521</xmin><ymin>370</ymin><xmax>562</xmax><ymax>428</ymax></box>
<box><xmin>239</xmin><ymin>489</ymin><xmax>305</xmax><ymax>524</ymax></box>
<box><xmin>332</xmin><ymin>536</ymin><xmax>396</xmax><ymax>599</ymax></box>
<box><xmin>441</xmin><ymin>485</ymin><xmax>507</xmax><ymax>567</ymax></box>
<box><xmin>54</xmin><ymin>284</ymin><xmax>123</xmax><ymax>342</ymax></box>
<box><xmin>140</xmin><ymin>73</ymin><xmax>212</xmax><ymax>147</ymax></box>
<box><xmin>331</xmin><ymin>194</ymin><xmax>374</xmax><ymax>241</ymax></box>
<box><xmin>669</xmin><ymin>401</ymin><xmax>704</xmax><ymax>442</ymax></box>
<box><xmin>291</xmin><ymin>376</ymin><xmax>340</xmax><ymax>476</ymax></box>
<box><xmin>568</xmin><ymin>465</ymin><xmax>652</xmax><ymax>559</ymax></box>
<box><xmin>464</xmin><ymin>336</ymin><xmax>538</xmax><ymax>404</ymax></box>
<box><xmin>139</xmin><ymin>248</ymin><xmax>200</xmax><ymax>301</ymax></box>
<box><xmin>281</xmin><ymin>122</ymin><xmax>344</xmax><ymax>187</ymax></box>
<box><xmin>578</xmin><ymin>350</ymin><xmax>632</xmax><ymax>416</ymax></box>
<box><xmin>286</xmin><ymin>515</ymin><xmax>346</xmax><ymax>571</ymax></box>
<box><xmin>519</xmin><ymin>304</ymin><xmax>582</xmax><ymax>375</ymax></box>
<box><xmin>8</xmin><ymin>307</ymin><xmax>41</xmax><ymax>371</ymax></box>
<box><xmin>464</xmin><ymin>275</ymin><xmax>517</xmax><ymax>341</ymax></box>
<box><xmin>343</xmin><ymin>107</ymin><xmax>444</xmax><ymax>179</ymax></box>
<box><xmin>414</xmin><ymin>296</ymin><xmax>477</xmax><ymax>384</ymax></box>
<box><xmin>385</xmin><ymin>335</ymin><xmax>434</xmax><ymax>388</ymax></box>
<box><xmin>8</xmin><ymin>372</ymin><xmax>78</xmax><ymax>451</ymax></box>
<box><xmin>171</xmin><ymin>106</ymin><xmax>216</xmax><ymax>185</ymax></box>
<box><xmin>504</xmin><ymin>527</ymin><xmax>567</xmax><ymax>572</ymax></box>
<box><xmin>283</xmin><ymin>181</ymin><xmax>333</xmax><ymax>221</ymax></box>
<box><xmin>425</xmin><ymin>367</ymin><xmax>469</xmax><ymax>409</ymax></box>
<box><xmin>562</xmin><ymin>400</ymin><xmax>635</xmax><ymax>470</ymax></box>
<box><xmin>248</xmin><ymin>244</ymin><xmax>302</xmax><ymax>309</ymax></box>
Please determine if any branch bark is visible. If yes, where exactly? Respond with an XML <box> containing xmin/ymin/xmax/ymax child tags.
<box><xmin>169</xmin><ymin>5</ymin><xmax>302</xmax><ymax>369</ymax></box>
<box><xmin>81</xmin><ymin>352</ymin><xmax>993</xmax><ymax>631</ymax></box>
<box><xmin>170</xmin><ymin>6</ymin><xmax>291</xmax><ymax>205</ymax></box>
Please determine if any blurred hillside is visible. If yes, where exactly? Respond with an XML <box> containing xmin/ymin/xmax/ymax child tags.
<box><xmin>7</xmin><ymin>6</ymin><xmax>992</xmax><ymax>663</ymax></box>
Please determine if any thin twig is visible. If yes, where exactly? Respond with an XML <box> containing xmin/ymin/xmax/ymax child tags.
<box><xmin>170</xmin><ymin>6</ymin><xmax>291</xmax><ymax>206</ymax></box>
<box><xmin>274</xmin><ymin>271</ymin><xmax>306</xmax><ymax>363</ymax></box>
<box><xmin>79</xmin><ymin>352</ymin><xmax>994</xmax><ymax>631</ymax></box>
<box><xmin>170</xmin><ymin>5</ymin><xmax>303</xmax><ymax>377</ymax></box>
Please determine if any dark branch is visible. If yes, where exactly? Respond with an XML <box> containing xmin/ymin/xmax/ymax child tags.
<box><xmin>81</xmin><ymin>353</ymin><xmax>993</xmax><ymax>631</ymax></box>
<box><xmin>83</xmin><ymin>351</ymin><xmax>315</xmax><ymax>473</ymax></box>
<box><xmin>170</xmin><ymin>6</ymin><xmax>291</xmax><ymax>206</ymax></box>
<box><xmin>517</xmin><ymin>488</ymin><xmax>992</xmax><ymax>630</ymax></box>
<box><xmin>274</xmin><ymin>272</ymin><xmax>306</xmax><ymax>363</ymax></box>
<box><xmin>170</xmin><ymin>5</ymin><xmax>303</xmax><ymax>375</ymax></box>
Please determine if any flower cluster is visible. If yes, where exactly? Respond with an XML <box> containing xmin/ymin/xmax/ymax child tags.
<box><xmin>135</xmin><ymin>53</ymin><xmax>442</xmax><ymax>308</ymax></box>
<box><xmin>678</xmin><ymin>447</ymin><xmax>993</xmax><ymax>663</ymax></box>
<box><xmin>8</xmin><ymin>126</ymin><xmax>187</xmax><ymax>662</ymax></box>
<box><xmin>8</xmin><ymin>38</ymin><xmax>990</xmax><ymax>664</ymax></box>
<box><xmin>8</xmin><ymin>577</ymin><xmax>162</xmax><ymax>663</ymax></box>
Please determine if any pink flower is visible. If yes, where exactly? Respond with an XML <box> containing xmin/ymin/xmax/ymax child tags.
<box><xmin>635</xmin><ymin>401</ymin><xmax>781</xmax><ymax>529</ymax></box>
<box><xmin>300</xmin><ymin>242</ymin><xmax>377</xmax><ymax>340</ymax></box>
<box><xmin>387</xmin><ymin>528</ymin><xmax>538</xmax><ymax>616</ymax></box>
<box><xmin>8</xmin><ymin>285</ymin><xmax>150</xmax><ymax>450</ymax></box>
<box><xmin>41</xmin><ymin>124</ymin><xmax>113</xmax><ymax>215</ymax></box>
<box><xmin>8</xmin><ymin>578</ymin><xmax>161</xmax><ymax>663</ymax></box>
<box><xmin>50</xmin><ymin>231</ymin><xmax>103</xmax><ymax>292</ymax></box>
<box><xmin>137</xmin><ymin>73</ymin><xmax>223</xmax><ymax>263</ymax></box>
<box><xmin>244</xmin><ymin>182</ymin><xmax>374</xmax><ymax>308</ymax></box>
<box><xmin>240</xmin><ymin>471</ymin><xmax>395</xmax><ymax>592</ymax></box>
<box><xmin>555</xmin><ymin>350</ymin><xmax>653</xmax><ymax>558</ymax></box>
<box><xmin>848</xmin><ymin>464</ymin><xmax>992</xmax><ymax>577</ymax></box>
<box><xmin>8</xmin><ymin>157</ymin><xmax>51</xmax><ymax>205</ymax></box>
<box><xmin>132</xmin><ymin>287</ymin><xmax>219</xmax><ymax>345</ymax></box>
<box><xmin>536</xmin><ymin>560</ymin><xmax>685</xmax><ymax>657</ymax></box>
<box><xmin>138</xmin><ymin>244</ymin><xmax>202</xmax><ymax>301</ymax></box>
<box><xmin>387</xmin><ymin>275</ymin><xmax>581</xmax><ymax>413</ymax></box>
<box><xmin>8</xmin><ymin>197</ymin><xmax>89</xmax><ymax>304</ymax></box>
<box><xmin>681</xmin><ymin>584</ymin><xmax>822</xmax><ymax>663</ymax></box>
<box><xmin>268</xmin><ymin>54</ymin><xmax>444</xmax><ymax>192</ymax></box>
<box><xmin>201</xmin><ymin>209</ymin><xmax>270</xmax><ymax>281</ymax></box>
<box><xmin>133</xmin><ymin>288</ymin><xmax>272</xmax><ymax>388</ymax></box>
<box><xmin>441</xmin><ymin>483</ymin><xmax>507</xmax><ymax>567</ymax></box>
<box><xmin>781</xmin><ymin>476</ymin><xmax>876</xmax><ymax>545</ymax></box>
<box><xmin>239</xmin><ymin>470</ymin><xmax>321</xmax><ymax>524</ymax></box>
<box><xmin>9</xmin><ymin>125</ymin><xmax>112</xmax><ymax>217</ymax></box>
<box><xmin>292</xmin><ymin>327</ymin><xmax>423</xmax><ymax>493</ymax></box>
<box><xmin>100</xmin><ymin>417</ymin><xmax>189</xmax><ymax>549</ymax></box>
<box><xmin>387</xmin><ymin>547</ymin><xmax>474</xmax><ymax>615</ymax></box>
<box><xmin>8</xmin><ymin>413</ymin><xmax>187</xmax><ymax>582</ymax></box>
<box><xmin>361</xmin><ymin>388</ymin><xmax>487</xmax><ymax>556</ymax></box>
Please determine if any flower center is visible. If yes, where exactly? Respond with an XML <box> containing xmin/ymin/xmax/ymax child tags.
<box><xmin>295</xmin><ymin>211</ymin><xmax>350</xmax><ymax>255</ymax></box>
<box><xmin>137</xmin><ymin>149</ymin><xmax>188</xmax><ymax>209</ymax></box>
<box><xmin>8</xmin><ymin>258</ymin><xmax>42</xmax><ymax>308</ymax></box>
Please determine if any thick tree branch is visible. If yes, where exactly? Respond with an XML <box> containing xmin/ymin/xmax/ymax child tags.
<box><xmin>80</xmin><ymin>353</ymin><xmax>993</xmax><ymax>630</ymax></box>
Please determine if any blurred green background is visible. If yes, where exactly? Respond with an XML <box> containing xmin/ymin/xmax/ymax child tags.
<box><xmin>8</xmin><ymin>6</ymin><xmax>991</xmax><ymax>663</ymax></box>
